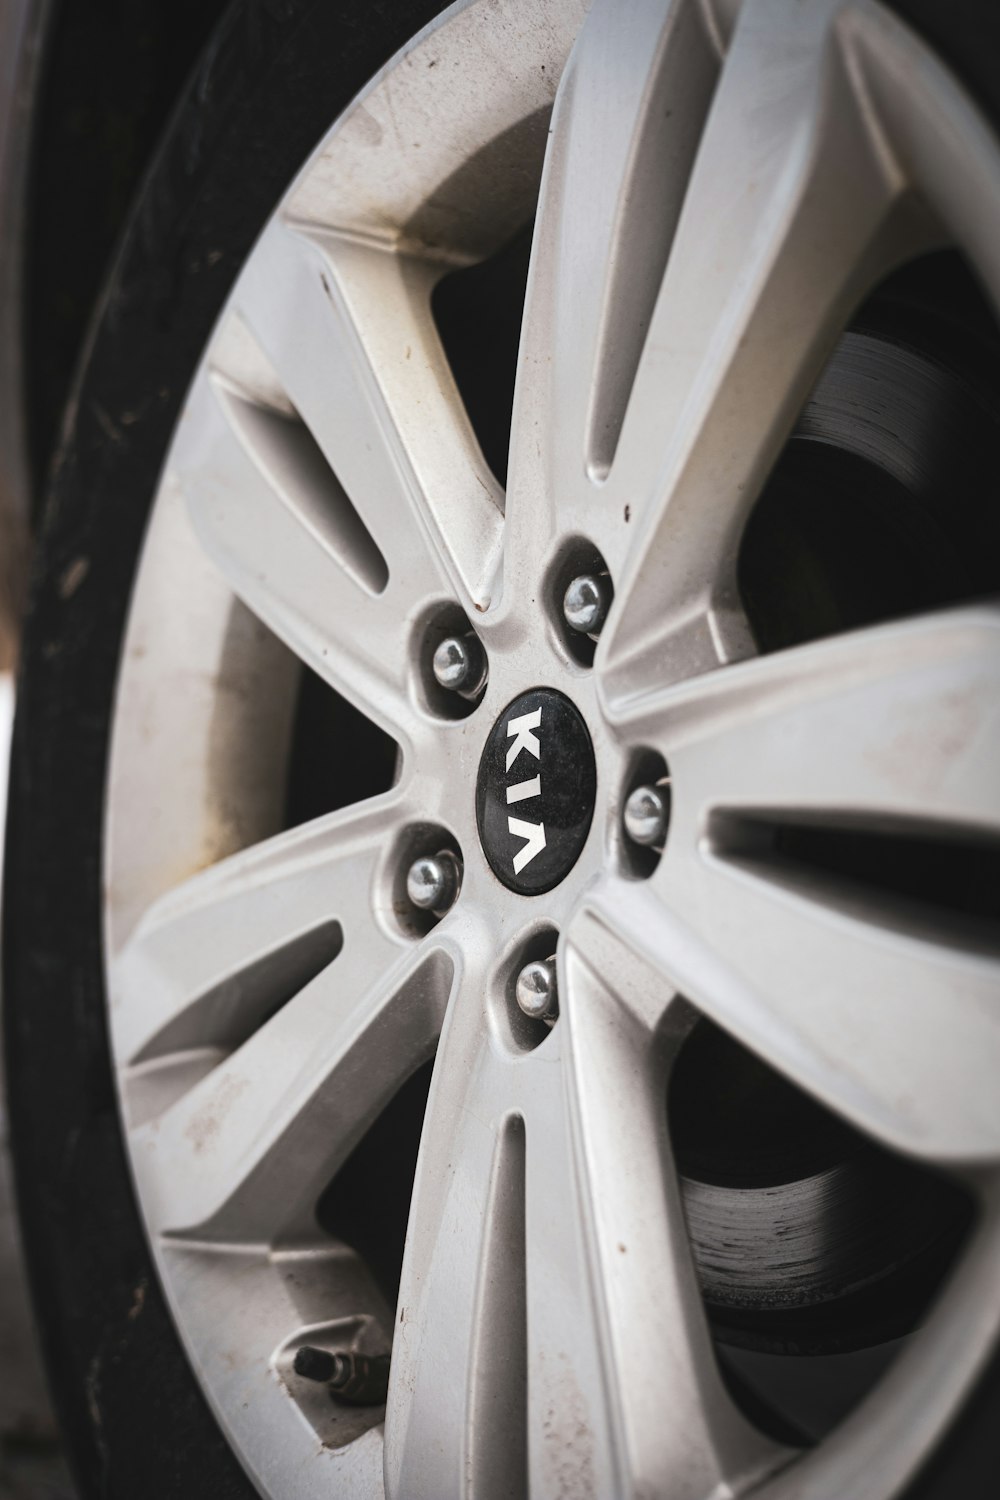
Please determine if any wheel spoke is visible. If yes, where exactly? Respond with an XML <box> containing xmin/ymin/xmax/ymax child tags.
<box><xmin>121</xmin><ymin>795</ymin><xmax>452</xmax><ymax>1245</ymax></box>
<box><xmin>383</xmin><ymin>954</ymin><xmax>521</xmax><ymax>1500</ymax></box>
<box><xmin>236</xmin><ymin>220</ymin><xmax>504</xmax><ymax>613</ymax></box>
<box><xmin>607</xmin><ymin>615</ymin><xmax>1000</xmax><ymax>1162</ymax></box>
<box><xmin>384</xmin><ymin>917</ymin><xmax>780</xmax><ymax>1500</ymax></box>
<box><xmin>589</xmin><ymin>821</ymin><xmax>1000</xmax><ymax>1167</ymax></box>
<box><xmin>600</xmin><ymin>0</ymin><xmax>929</xmax><ymax>699</ymax></box>
<box><xmin>622</xmin><ymin>604</ymin><xmax>1000</xmax><ymax>838</ymax></box>
<box><xmin>503</xmin><ymin>0</ymin><xmax>721</xmax><ymax>604</ymax></box>
<box><xmin>675</xmin><ymin>856</ymin><xmax>1000</xmax><ymax>1166</ymax></box>
<box><xmin>112</xmin><ymin>790</ymin><xmax>411</xmax><ymax>1066</ymax></box>
<box><xmin>128</xmin><ymin>937</ymin><xmax>451</xmax><ymax>1245</ymax></box>
<box><xmin>521</xmin><ymin>911</ymin><xmax>783</xmax><ymax>1499</ymax></box>
<box><xmin>174</xmin><ymin>352</ymin><xmax>426</xmax><ymax>745</ymax></box>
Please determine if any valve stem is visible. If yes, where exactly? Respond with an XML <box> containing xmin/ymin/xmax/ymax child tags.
<box><xmin>293</xmin><ymin>1346</ymin><xmax>391</xmax><ymax>1406</ymax></box>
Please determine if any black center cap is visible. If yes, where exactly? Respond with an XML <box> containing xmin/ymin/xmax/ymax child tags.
<box><xmin>476</xmin><ymin>688</ymin><xmax>597</xmax><ymax>896</ymax></box>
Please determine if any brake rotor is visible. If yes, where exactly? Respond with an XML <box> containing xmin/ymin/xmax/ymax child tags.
<box><xmin>674</xmin><ymin>1015</ymin><xmax>970</xmax><ymax>1353</ymax></box>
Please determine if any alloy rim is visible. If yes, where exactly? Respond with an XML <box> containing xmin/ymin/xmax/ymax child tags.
<box><xmin>104</xmin><ymin>1</ymin><xmax>1000</xmax><ymax>1495</ymax></box>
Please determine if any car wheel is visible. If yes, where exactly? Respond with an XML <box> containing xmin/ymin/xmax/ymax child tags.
<box><xmin>6</xmin><ymin>0</ymin><xmax>1000</xmax><ymax>1497</ymax></box>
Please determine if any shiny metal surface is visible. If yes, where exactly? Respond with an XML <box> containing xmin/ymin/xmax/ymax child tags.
<box><xmin>562</xmin><ymin>572</ymin><xmax>611</xmax><ymax>635</ymax></box>
<box><xmin>514</xmin><ymin>958</ymin><xmax>559</xmax><ymax>1023</ymax></box>
<box><xmin>405</xmin><ymin>853</ymin><xmax>461</xmax><ymax>914</ymax></box>
<box><xmin>431</xmin><ymin>634</ymin><xmax>486</xmax><ymax>693</ymax></box>
<box><xmin>623</xmin><ymin>782</ymin><xmax>669</xmax><ymax>847</ymax></box>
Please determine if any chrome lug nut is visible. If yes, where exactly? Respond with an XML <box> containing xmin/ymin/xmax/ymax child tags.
<box><xmin>432</xmin><ymin>633</ymin><xmax>486</xmax><ymax>696</ymax></box>
<box><xmin>406</xmin><ymin>851</ymin><xmax>461</xmax><ymax>914</ymax></box>
<box><xmin>623</xmin><ymin>783</ymin><xmax>670</xmax><ymax>848</ymax></box>
<box><xmin>563</xmin><ymin>573</ymin><xmax>611</xmax><ymax>636</ymax></box>
<box><xmin>515</xmin><ymin>957</ymin><xmax>558</xmax><ymax>1025</ymax></box>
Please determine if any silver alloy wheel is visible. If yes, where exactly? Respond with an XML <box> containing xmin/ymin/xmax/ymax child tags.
<box><xmin>103</xmin><ymin>0</ymin><xmax>1000</xmax><ymax>1495</ymax></box>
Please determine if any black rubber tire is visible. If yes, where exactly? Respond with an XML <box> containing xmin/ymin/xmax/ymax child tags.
<box><xmin>3</xmin><ymin>1</ymin><xmax>998</xmax><ymax>1497</ymax></box>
